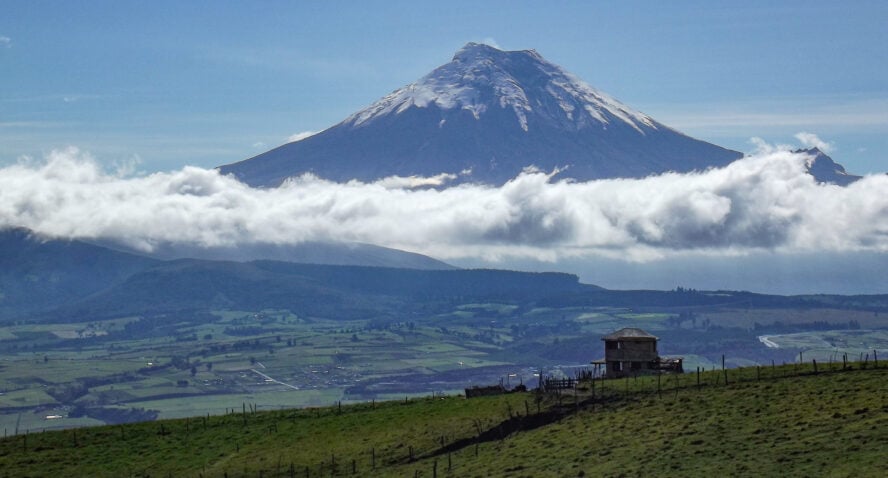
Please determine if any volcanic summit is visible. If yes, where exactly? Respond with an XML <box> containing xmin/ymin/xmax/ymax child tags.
<box><xmin>219</xmin><ymin>43</ymin><xmax>743</xmax><ymax>186</ymax></box>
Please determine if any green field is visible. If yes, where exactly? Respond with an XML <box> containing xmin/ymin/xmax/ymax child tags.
<box><xmin>2</xmin><ymin>300</ymin><xmax>887</xmax><ymax>431</ymax></box>
<box><xmin>0</xmin><ymin>363</ymin><xmax>885</xmax><ymax>477</ymax></box>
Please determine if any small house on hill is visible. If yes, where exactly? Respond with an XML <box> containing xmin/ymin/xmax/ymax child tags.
<box><xmin>594</xmin><ymin>327</ymin><xmax>682</xmax><ymax>378</ymax></box>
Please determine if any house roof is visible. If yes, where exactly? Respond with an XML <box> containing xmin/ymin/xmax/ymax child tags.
<box><xmin>601</xmin><ymin>327</ymin><xmax>658</xmax><ymax>341</ymax></box>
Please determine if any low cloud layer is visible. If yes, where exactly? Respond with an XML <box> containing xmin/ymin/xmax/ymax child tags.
<box><xmin>1</xmin><ymin>146</ymin><xmax>886</xmax><ymax>263</ymax></box>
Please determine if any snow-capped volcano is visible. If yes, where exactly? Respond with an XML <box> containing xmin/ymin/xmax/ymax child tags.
<box><xmin>220</xmin><ymin>43</ymin><xmax>742</xmax><ymax>186</ymax></box>
<box><xmin>345</xmin><ymin>43</ymin><xmax>656</xmax><ymax>134</ymax></box>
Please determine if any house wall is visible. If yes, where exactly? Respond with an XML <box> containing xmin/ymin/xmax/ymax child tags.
<box><xmin>604</xmin><ymin>338</ymin><xmax>659</xmax><ymax>378</ymax></box>
<box><xmin>604</xmin><ymin>339</ymin><xmax>658</xmax><ymax>362</ymax></box>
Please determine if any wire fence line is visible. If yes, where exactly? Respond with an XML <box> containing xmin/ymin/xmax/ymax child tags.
<box><xmin>1</xmin><ymin>352</ymin><xmax>883</xmax><ymax>478</ymax></box>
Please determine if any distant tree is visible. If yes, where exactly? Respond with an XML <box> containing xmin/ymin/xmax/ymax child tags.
<box><xmin>190</xmin><ymin>366</ymin><xmax>197</xmax><ymax>377</ymax></box>
<box><xmin>350</xmin><ymin>333</ymin><xmax>359</xmax><ymax>342</ymax></box>
<box><xmin>249</xmin><ymin>356</ymin><xmax>256</xmax><ymax>365</ymax></box>
<box><xmin>205</xmin><ymin>362</ymin><xmax>213</xmax><ymax>372</ymax></box>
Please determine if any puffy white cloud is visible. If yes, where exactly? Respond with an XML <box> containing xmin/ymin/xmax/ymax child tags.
<box><xmin>794</xmin><ymin>131</ymin><xmax>834</xmax><ymax>153</ymax></box>
<box><xmin>1</xmin><ymin>146</ymin><xmax>887</xmax><ymax>263</ymax></box>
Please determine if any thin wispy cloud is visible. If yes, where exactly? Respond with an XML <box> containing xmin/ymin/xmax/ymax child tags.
<box><xmin>2</xmin><ymin>93</ymin><xmax>105</xmax><ymax>104</ymax></box>
<box><xmin>652</xmin><ymin>97</ymin><xmax>888</xmax><ymax>132</ymax></box>
<box><xmin>287</xmin><ymin>131</ymin><xmax>317</xmax><ymax>143</ymax></box>
<box><xmin>1</xmin><ymin>145</ymin><xmax>886</xmax><ymax>264</ymax></box>
<box><xmin>0</xmin><ymin>36</ymin><xmax>11</xmax><ymax>48</ymax></box>
<box><xmin>478</xmin><ymin>38</ymin><xmax>501</xmax><ymax>49</ymax></box>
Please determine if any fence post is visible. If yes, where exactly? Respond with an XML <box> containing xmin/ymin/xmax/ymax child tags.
<box><xmin>722</xmin><ymin>355</ymin><xmax>728</xmax><ymax>385</ymax></box>
<box><xmin>812</xmin><ymin>359</ymin><xmax>817</xmax><ymax>374</ymax></box>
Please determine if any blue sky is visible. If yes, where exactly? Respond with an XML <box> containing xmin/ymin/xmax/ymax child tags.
<box><xmin>2</xmin><ymin>1</ymin><xmax>887</xmax><ymax>174</ymax></box>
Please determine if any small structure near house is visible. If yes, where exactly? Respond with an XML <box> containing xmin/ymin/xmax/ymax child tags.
<box><xmin>464</xmin><ymin>384</ymin><xmax>507</xmax><ymax>399</ymax></box>
<box><xmin>593</xmin><ymin>327</ymin><xmax>683</xmax><ymax>378</ymax></box>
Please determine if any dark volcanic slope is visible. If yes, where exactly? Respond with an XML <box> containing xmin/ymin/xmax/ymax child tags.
<box><xmin>48</xmin><ymin>260</ymin><xmax>596</xmax><ymax>321</ymax></box>
<box><xmin>0</xmin><ymin>228</ymin><xmax>158</xmax><ymax>318</ymax></box>
<box><xmin>219</xmin><ymin>43</ymin><xmax>742</xmax><ymax>187</ymax></box>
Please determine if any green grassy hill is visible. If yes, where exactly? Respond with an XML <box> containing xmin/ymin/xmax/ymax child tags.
<box><xmin>1</xmin><ymin>362</ymin><xmax>885</xmax><ymax>477</ymax></box>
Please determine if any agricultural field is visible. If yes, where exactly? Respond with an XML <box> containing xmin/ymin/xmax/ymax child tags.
<box><xmin>1</xmin><ymin>301</ymin><xmax>887</xmax><ymax>431</ymax></box>
<box><xmin>0</xmin><ymin>363</ymin><xmax>885</xmax><ymax>477</ymax></box>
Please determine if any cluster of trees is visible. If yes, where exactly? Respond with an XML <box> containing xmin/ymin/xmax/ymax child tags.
<box><xmin>68</xmin><ymin>405</ymin><xmax>158</xmax><ymax>424</ymax></box>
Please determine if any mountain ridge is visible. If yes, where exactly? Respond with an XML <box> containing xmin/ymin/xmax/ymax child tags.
<box><xmin>797</xmin><ymin>147</ymin><xmax>862</xmax><ymax>186</ymax></box>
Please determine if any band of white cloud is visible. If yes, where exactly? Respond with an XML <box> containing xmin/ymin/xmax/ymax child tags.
<box><xmin>1</xmin><ymin>146</ymin><xmax>886</xmax><ymax>263</ymax></box>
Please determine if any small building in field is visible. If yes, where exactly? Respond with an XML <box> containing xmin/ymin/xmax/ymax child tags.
<box><xmin>594</xmin><ymin>327</ymin><xmax>683</xmax><ymax>378</ymax></box>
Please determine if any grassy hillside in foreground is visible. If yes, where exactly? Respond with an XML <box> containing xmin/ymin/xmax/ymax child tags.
<box><xmin>0</xmin><ymin>363</ymin><xmax>886</xmax><ymax>477</ymax></box>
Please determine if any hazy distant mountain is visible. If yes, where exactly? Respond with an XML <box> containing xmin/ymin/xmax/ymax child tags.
<box><xmin>95</xmin><ymin>239</ymin><xmax>455</xmax><ymax>270</ymax></box>
<box><xmin>0</xmin><ymin>228</ymin><xmax>158</xmax><ymax>317</ymax></box>
<box><xmin>53</xmin><ymin>260</ymin><xmax>594</xmax><ymax>321</ymax></box>
<box><xmin>219</xmin><ymin>43</ymin><xmax>743</xmax><ymax>186</ymax></box>
<box><xmin>0</xmin><ymin>227</ymin><xmax>453</xmax><ymax>320</ymax></box>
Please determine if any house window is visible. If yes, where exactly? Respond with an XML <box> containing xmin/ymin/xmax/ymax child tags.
<box><xmin>611</xmin><ymin>362</ymin><xmax>621</xmax><ymax>372</ymax></box>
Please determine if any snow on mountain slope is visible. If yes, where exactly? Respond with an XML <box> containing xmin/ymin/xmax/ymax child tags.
<box><xmin>219</xmin><ymin>43</ymin><xmax>744</xmax><ymax>187</ymax></box>
<box><xmin>344</xmin><ymin>43</ymin><xmax>656</xmax><ymax>133</ymax></box>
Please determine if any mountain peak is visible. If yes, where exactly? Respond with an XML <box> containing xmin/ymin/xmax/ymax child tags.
<box><xmin>452</xmin><ymin>42</ymin><xmax>501</xmax><ymax>59</ymax></box>
<box><xmin>794</xmin><ymin>148</ymin><xmax>861</xmax><ymax>186</ymax></box>
<box><xmin>218</xmin><ymin>44</ymin><xmax>743</xmax><ymax>186</ymax></box>
<box><xmin>345</xmin><ymin>44</ymin><xmax>656</xmax><ymax>134</ymax></box>
<box><xmin>452</xmin><ymin>42</ymin><xmax>541</xmax><ymax>62</ymax></box>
